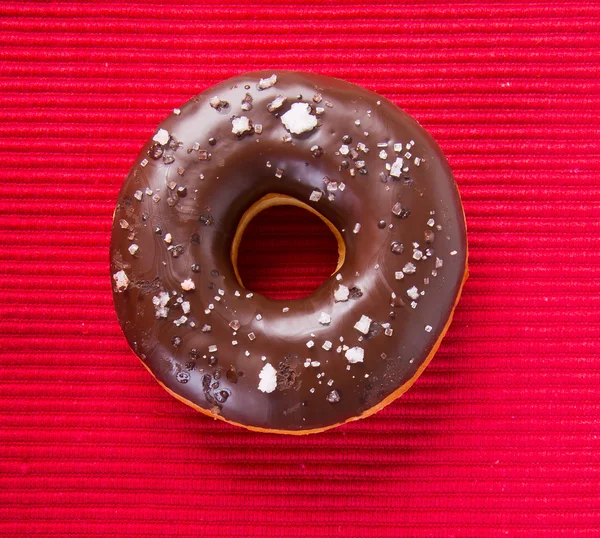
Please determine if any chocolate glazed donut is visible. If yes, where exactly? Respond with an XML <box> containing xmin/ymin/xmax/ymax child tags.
<box><xmin>110</xmin><ymin>71</ymin><xmax>468</xmax><ymax>434</ymax></box>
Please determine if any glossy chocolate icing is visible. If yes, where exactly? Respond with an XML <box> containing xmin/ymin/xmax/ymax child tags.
<box><xmin>110</xmin><ymin>70</ymin><xmax>467</xmax><ymax>433</ymax></box>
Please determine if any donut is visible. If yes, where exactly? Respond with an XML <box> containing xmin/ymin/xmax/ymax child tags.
<box><xmin>110</xmin><ymin>70</ymin><xmax>468</xmax><ymax>434</ymax></box>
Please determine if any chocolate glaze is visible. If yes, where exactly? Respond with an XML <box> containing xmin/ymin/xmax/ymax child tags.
<box><xmin>110</xmin><ymin>71</ymin><xmax>467</xmax><ymax>432</ymax></box>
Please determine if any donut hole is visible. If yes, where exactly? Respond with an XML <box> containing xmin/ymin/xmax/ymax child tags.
<box><xmin>235</xmin><ymin>204</ymin><xmax>339</xmax><ymax>300</ymax></box>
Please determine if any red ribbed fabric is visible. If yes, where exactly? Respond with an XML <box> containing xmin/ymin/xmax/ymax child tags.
<box><xmin>1</xmin><ymin>2</ymin><xmax>599</xmax><ymax>536</ymax></box>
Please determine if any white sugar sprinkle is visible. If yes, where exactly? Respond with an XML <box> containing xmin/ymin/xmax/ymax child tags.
<box><xmin>407</xmin><ymin>286</ymin><xmax>419</xmax><ymax>300</ymax></box>
<box><xmin>390</xmin><ymin>157</ymin><xmax>404</xmax><ymax>178</ymax></box>
<box><xmin>322</xmin><ymin>340</ymin><xmax>333</xmax><ymax>351</ymax></box>
<box><xmin>334</xmin><ymin>284</ymin><xmax>349</xmax><ymax>302</ymax></box>
<box><xmin>280</xmin><ymin>103</ymin><xmax>317</xmax><ymax>134</ymax></box>
<box><xmin>306</xmin><ymin>340</ymin><xmax>315</xmax><ymax>349</ymax></box>
<box><xmin>318</xmin><ymin>312</ymin><xmax>331</xmax><ymax>325</ymax></box>
<box><xmin>208</xmin><ymin>345</ymin><xmax>218</xmax><ymax>353</ymax></box>
<box><xmin>112</xmin><ymin>270</ymin><xmax>129</xmax><ymax>292</ymax></box>
<box><xmin>231</xmin><ymin>116</ymin><xmax>252</xmax><ymax>135</ymax></box>
<box><xmin>345</xmin><ymin>346</ymin><xmax>364</xmax><ymax>364</ymax></box>
<box><xmin>181</xmin><ymin>279</ymin><xmax>195</xmax><ymax>291</ymax></box>
<box><xmin>257</xmin><ymin>73</ymin><xmax>277</xmax><ymax>90</ymax></box>
<box><xmin>353</xmin><ymin>223</ymin><xmax>361</xmax><ymax>234</ymax></box>
<box><xmin>354</xmin><ymin>315</ymin><xmax>372</xmax><ymax>335</ymax></box>
<box><xmin>403</xmin><ymin>262</ymin><xmax>417</xmax><ymax>274</ymax></box>
<box><xmin>309</xmin><ymin>190</ymin><xmax>323</xmax><ymax>202</ymax></box>
<box><xmin>173</xmin><ymin>315</ymin><xmax>187</xmax><ymax>326</ymax></box>
<box><xmin>425</xmin><ymin>325</ymin><xmax>433</xmax><ymax>332</ymax></box>
<box><xmin>258</xmin><ymin>363</ymin><xmax>277</xmax><ymax>393</ymax></box>
<box><xmin>152</xmin><ymin>128</ymin><xmax>169</xmax><ymax>145</ymax></box>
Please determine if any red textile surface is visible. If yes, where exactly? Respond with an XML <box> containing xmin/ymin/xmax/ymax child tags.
<box><xmin>1</xmin><ymin>1</ymin><xmax>599</xmax><ymax>536</ymax></box>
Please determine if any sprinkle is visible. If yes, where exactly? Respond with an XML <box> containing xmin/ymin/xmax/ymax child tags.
<box><xmin>407</xmin><ymin>286</ymin><xmax>419</xmax><ymax>300</ymax></box>
<box><xmin>232</xmin><ymin>340</ymin><xmax>238</xmax><ymax>346</ymax></box>
<box><xmin>173</xmin><ymin>315</ymin><xmax>187</xmax><ymax>326</ymax></box>
<box><xmin>261</xmin><ymin>356</ymin><xmax>267</xmax><ymax>362</ymax></box>
<box><xmin>164</xmin><ymin>233</ymin><xmax>172</xmax><ymax>244</ymax></box>
<box><xmin>231</xmin><ymin>116</ymin><xmax>252</xmax><ymax>136</ymax></box>
<box><xmin>318</xmin><ymin>312</ymin><xmax>331</xmax><ymax>325</ymax></box>
<box><xmin>338</xmin><ymin>182</ymin><xmax>346</xmax><ymax>191</ymax></box>
<box><xmin>311</xmin><ymin>361</ymin><xmax>321</xmax><ymax>368</ymax></box>
<box><xmin>181</xmin><ymin>279</ymin><xmax>195</xmax><ymax>291</ymax></box>
<box><xmin>379</xmin><ymin>150</ymin><xmax>388</xmax><ymax>160</ymax></box>
<box><xmin>257</xmin><ymin>74</ymin><xmax>277</xmax><ymax>90</ymax></box>
<box><xmin>390</xmin><ymin>241</ymin><xmax>404</xmax><ymax>254</ymax></box>
<box><xmin>258</xmin><ymin>363</ymin><xmax>277</xmax><ymax>393</ymax></box>
<box><xmin>254</xmin><ymin>124</ymin><xmax>263</xmax><ymax>134</ymax></box>
<box><xmin>152</xmin><ymin>128</ymin><xmax>169</xmax><ymax>145</ymax></box>
<box><xmin>414</xmin><ymin>157</ymin><xmax>421</xmax><ymax>166</ymax></box>
<box><xmin>425</xmin><ymin>325</ymin><xmax>433</xmax><ymax>333</ymax></box>
<box><xmin>353</xmin><ymin>223</ymin><xmax>361</xmax><ymax>234</ymax></box>
<box><xmin>128</xmin><ymin>244</ymin><xmax>139</xmax><ymax>256</ymax></box>
<box><xmin>345</xmin><ymin>346</ymin><xmax>364</xmax><ymax>364</ymax></box>
<box><xmin>112</xmin><ymin>270</ymin><xmax>129</xmax><ymax>292</ymax></box>
<box><xmin>248</xmin><ymin>332</ymin><xmax>256</xmax><ymax>341</ymax></box>
<box><xmin>393</xmin><ymin>143</ymin><xmax>403</xmax><ymax>153</ymax></box>
<box><xmin>133</xmin><ymin>190</ymin><xmax>143</xmax><ymax>201</ymax></box>
<box><xmin>385</xmin><ymin>328</ymin><xmax>393</xmax><ymax>337</ymax></box>
<box><xmin>356</xmin><ymin>142</ymin><xmax>369</xmax><ymax>153</ymax></box>
<box><xmin>395</xmin><ymin>271</ymin><xmax>404</xmax><ymax>280</ymax></box>
<box><xmin>256</xmin><ymin>314</ymin><xmax>262</xmax><ymax>321</ymax></box>
<box><xmin>336</xmin><ymin>273</ymin><xmax>343</xmax><ymax>281</ymax></box>
<box><xmin>229</xmin><ymin>320</ymin><xmax>241</xmax><ymax>331</ymax></box>
<box><xmin>234</xmin><ymin>290</ymin><xmax>241</xmax><ymax>297</ymax></box>
<box><xmin>209</xmin><ymin>96</ymin><xmax>228</xmax><ymax>110</ymax></box>
<box><xmin>181</xmin><ymin>301</ymin><xmax>190</xmax><ymax>314</ymax></box>
<box><xmin>403</xmin><ymin>262</ymin><xmax>417</xmax><ymax>274</ymax></box>
<box><xmin>450</xmin><ymin>250</ymin><xmax>458</xmax><ymax>256</ymax></box>
<box><xmin>354</xmin><ymin>119</ymin><xmax>361</xmax><ymax>126</ymax></box>
<box><xmin>208</xmin><ymin>344</ymin><xmax>218</xmax><ymax>353</ymax></box>
<box><xmin>413</xmin><ymin>250</ymin><xmax>423</xmax><ymax>261</ymax></box>
<box><xmin>339</xmin><ymin>144</ymin><xmax>350</xmax><ymax>156</ymax></box>
<box><xmin>275</xmin><ymin>168</ymin><xmax>284</xmax><ymax>179</ymax></box>
<box><xmin>354</xmin><ymin>315</ymin><xmax>372</xmax><ymax>335</ymax></box>
<box><xmin>282</xmin><ymin>307</ymin><xmax>289</xmax><ymax>313</ymax></box>
<box><xmin>267</xmin><ymin>95</ymin><xmax>287</xmax><ymax>112</ymax></box>
<box><xmin>306</xmin><ymin>340</ymin><xmax>315</xmax><ymax>349</ymax></box>
<box><xmin>246</xmin><ymin>292</ymin><xmax>254</xmax><ymax>298</ymax></box>
<box><xmin>390</xmin><ymin>157</ymin><xmax>404</xmax><ymax>178</ymax></box>
<box><xmin>334</xmin><ymin>285</ymin><xmax>349</xmax><ymax>302</ymax></box>
<box><xmin>322</xmin><ymin>340</ymin><xmax>333</xmax><ymax>351</ymax></box>
<box><xmin>244</xmin><ymin>350</ymin><xmax>250</xmax><ymax>357</ymax></box>
<box><xmin>280</xmin><ymin>103</ymin><xmax>317</xmax><ymax>134</ymax></box>
<box><xmin>326</xmin><ymin>390</ymin><xmax>340</xmax><ymax>403</ymax></box>
<box><xmin>201</xmin><ymin>324</ymin><xmax>212</xmax><ymax>332</ymax></box>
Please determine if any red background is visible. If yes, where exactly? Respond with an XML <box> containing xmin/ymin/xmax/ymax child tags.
<box><xmin>1</xmin><ymin>2</ymin><xmax>600</xmax><ymax>536</ymax></box>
